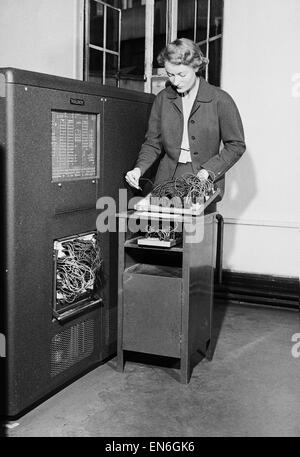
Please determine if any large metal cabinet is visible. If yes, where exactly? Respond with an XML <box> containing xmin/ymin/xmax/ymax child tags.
<box><xmin>0</xmin><ymin>67</ymin><xmax>154</xmax><ymax>417</ymax></box>
<box><xmin>116</xmin><ymin>207</ymin><xmax>219</xmax><ymax>383</ymax></box>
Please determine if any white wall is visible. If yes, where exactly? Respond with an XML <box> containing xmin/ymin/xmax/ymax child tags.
<box><xmin>0</xmin><ymin>0</ymin><xmax>84</xmax><ymax>79</ymax></box>
<box><xmin>219</xmin><ymin>0</ymin><xmax>299</xmax><ymax>277</ymax></box>
<box><xmin>0</xmin><ymin>0</ymin><xmax>298</xmax><ymax>277</ymax></box>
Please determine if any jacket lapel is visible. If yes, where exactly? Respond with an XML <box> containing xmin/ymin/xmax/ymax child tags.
<box><xmin>172</xmin><ymin>97</ymin><xmax>182</xmax><ymax>114</ymax></box>
<box><xmin>190</xmin><ymin>77</ymin><xmax>214</xmax><ymax>118</ymax></box>
<box><xmin>166</xmin><ymin>77</ymin><xmax>214</xmax><ymax>118</ymax></box>
<box><xmin>190</xmin><ymin>98</ymin><xmax>202</xmax><ymax>118</ymax></box>
<box><xmin>166</xmin><ymin>84</ymin><xmax>182</xmax><ymax>114</ymax></box>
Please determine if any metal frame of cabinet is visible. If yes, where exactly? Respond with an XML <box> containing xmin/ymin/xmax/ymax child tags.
<box><xmin>0</xmin><ymin>67</ymin><xmax>154</xmax><ymax>417</ymax></box>
<box><xmin>116</xmin><ymin>201</ymin><xmax>220</xmax><ymax>383</ymax></box>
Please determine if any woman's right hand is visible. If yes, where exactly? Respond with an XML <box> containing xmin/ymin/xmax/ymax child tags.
<box><xmin>125</xmin><ymin>167</ymin><xmax>141</xmax><ymax>189</ymax></box>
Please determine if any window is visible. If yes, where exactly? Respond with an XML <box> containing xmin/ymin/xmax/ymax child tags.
<box><xmin>84</xmin><ymin>0</ymin><xmax>223</xmax><ymax>92</ymax></box>
<box><xmin>153</xmin><ymin>0</ymin><xmax>167</xmax><ymax>67</ymax></box>
<box><xmin>119</xmin><ymin>0</ymin><xmax>146</xmax><ymax>91</ymax></box>
<box><xmin>177</xmin><ymin>0</ymin><xmax>223</xmax><ymax>86</ymax></box>
<box><xmin>84</xmin><ymin>0</ymin><xmax>121</xmax><ymax>86</ymax></box>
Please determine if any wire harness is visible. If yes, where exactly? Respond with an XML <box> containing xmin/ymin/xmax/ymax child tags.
<box><xmin>55</xmin><ymin>234</ymin><xmax>102</xmax><ymax>306</ymax></box>
<box><xmin>144</xmin><ymin>223</ymin><xmax>180</xmax><ymax>242</ymax></box>
<box><xmin>150</xmin><ymin>172</ymin><xmax>215</xmax><ymax>206</ymax></box>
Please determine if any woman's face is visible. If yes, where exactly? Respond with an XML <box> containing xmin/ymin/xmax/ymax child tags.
<box><xmin>165</xmin><ymin>61</ymin><xmax>198</xmax><ymax>94</ymax></box>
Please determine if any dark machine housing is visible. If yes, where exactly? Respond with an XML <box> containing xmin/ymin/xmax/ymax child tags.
<box><xmin>0</xmin><ymin>68</ymin><xmax>154</xmax><ymax>417</ymax></box>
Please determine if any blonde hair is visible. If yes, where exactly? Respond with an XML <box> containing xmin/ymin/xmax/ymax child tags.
<box><xmin>157</xmin><ymin>38</ymin><xmax>209</xmax><ymax>72</ymax></box>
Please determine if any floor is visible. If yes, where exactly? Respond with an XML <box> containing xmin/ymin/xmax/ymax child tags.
<box><xmin>4</xmin><ymin>302</ymin><xmax>300</xmax><ymax>437</ymax></box>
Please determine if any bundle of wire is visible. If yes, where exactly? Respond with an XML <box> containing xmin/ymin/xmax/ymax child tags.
<box><xmin>151</xmin><ymin>173</ymin><xmax>215</xmax><ymax>205</ymax></box>
<box><xmin>56</xmin><ymin>238</ymin><xmax>102</xmax><ymax>304</ymax></box>
<box><xmin>145</xmin><ymin>223</ymin><xmax>179</xmax><ymax>242</ymax></box>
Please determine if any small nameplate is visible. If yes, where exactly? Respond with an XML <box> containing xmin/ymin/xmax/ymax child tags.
<box><xmin>70</xmin><ymin>98</ymin><xmax>85</xmax><ymax>106</ymax></box>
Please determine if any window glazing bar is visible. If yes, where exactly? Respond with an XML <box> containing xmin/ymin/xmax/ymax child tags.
<box><xmin>197</xmin><ymin>33</ymin><xmax>222</xmax><ymax>46</ymax></box>
<box><xmin>103</xmin><ymin>4</ymin><xmax>107</xmax><ymax>84</ymax></box>
<box><xmin>167</xmin><ymin>0</ymin><xmax>178</xmax><ymax>43</ymax></box>
<box><xmin>205</xmin><ymin>0</ymin><xmax>211</xmax><ymax>81</ymax></box>
<box><xmin>117</xmin><ymin>7</ymin><xmax>121</xmax><ymax>85</ymax></box>
<box><xmin>144</xmin><ymin>0</ymin><xmax>154</xmax><ymax>93</ymax></box>
<box><xmin>84</xmin><ymin>0</ymin><xmax>91</xmax><ymax>80</ymax></box>
<box><xmin>193</xmin><ymin>0</ymin><xmax>197</xmax><ymax>43</ymax></box>
<box><xmin>89</xmin><ymin>44</ymin><xmax>119</xmax><ymax>55</ymax></box>
<box><xmin>93</xmin><ymin>0</ymin><xmax>121</xmax><ymax>12</ymax></box>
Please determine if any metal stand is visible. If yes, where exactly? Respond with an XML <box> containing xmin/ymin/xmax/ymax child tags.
<box><xmin>116</xmin><ymin>197</ymin><xmax>222</xmax><ymax>383</ymax></box>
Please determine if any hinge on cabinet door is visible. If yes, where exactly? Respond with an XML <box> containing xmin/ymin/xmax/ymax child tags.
<box><xmin>179</xmin><ymin>333</ymin><xmax>182</xmax><ymax>344</ymax></box>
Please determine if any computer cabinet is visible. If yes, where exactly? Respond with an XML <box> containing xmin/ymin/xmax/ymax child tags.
<box><xmin>116</xmin><ymin>209</ymin><xmax>219</xmax><ymax>383</ymax></box>
<box><xmin>0</xmin><ymin>67</ymin><xmax>154</xmax><ymax>417</ymax></box>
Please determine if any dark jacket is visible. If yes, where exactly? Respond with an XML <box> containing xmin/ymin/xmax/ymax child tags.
<box><xmin>135</xmin><ymin>77</ymin><xmax>246</xmax><ymax>199</ymax></box>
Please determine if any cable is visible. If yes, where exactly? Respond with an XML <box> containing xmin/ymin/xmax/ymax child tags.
<box><xmin>145</xmin><ymin>223</ymin><xmax>179</xmax><ymax>242</ymax></box>
<box><xmin>151</xmin><ymin>172</ymin><xmax>215</xmax><ymax>204</ymax></box>
<box><xmin>56</xmin><ymin>237</ymin><xmax>102</xmax><ymax>305</ymax></box>
<box><xmin>139</xmin><ymin>177</ymin><xmax>154</xmax><ymax>187</ymax></box>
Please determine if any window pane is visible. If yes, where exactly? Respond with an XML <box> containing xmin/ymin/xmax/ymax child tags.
<box><xmin>153</xmin><ymin>0</ymin><xmax>166</xmax><ymax>69</ymax></box>
<box><xmin>107</xmin><ymin>7</ymin><xmax>120</xmax><ymax>52</ymax></box>
<box><xmin>208</xmin><ymin>37</ymin><xmax>222</xmax><ymax>86</ymax></box>
<box><xmin>88</xmin><ymin>48</ymin><xmax>104</xmax><ymax>83</ymax></box>
<box><xmin>196</xmin><ymin>0</ymin><xmax>208</xmax><ymax>43</ymax></box>
<box><xmin>210</xmin><ymin>0</ymin><xmax>223</xmax><ymax>38</ymax></box>
<box><xmin>198</xmin><ymin>42</ymin><xmax>208</xmax><ymax>78</ymax></box>
<box><xmin>106</xmin><ymin>53</ymin><xmax>119</xmax><ymax>87</ymax></box>
<box><xmin>90</xmin><ymin>0</ymin><xmax>104</xmax><ymax>48</ymax></box>
<box><xmin>120</xmin><ymin>3</ymin><xmax>145</xmax><ymax>77</ymax></box>
<box><xmin>105</xmin><ymin>0</ymin><xmax>122</xmax><ymax>7</ymax></box>
<box><xmin>177</xmin><ymin>0</ymin><xmax>195</xmax><ymax>40</ymax></box>
<box><xmin>199</xmin><ymin>42</ymin><xmax>207</xmax><ymax>56</ymax></box>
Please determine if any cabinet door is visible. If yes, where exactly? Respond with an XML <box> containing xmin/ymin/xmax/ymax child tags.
<box><xmin>122</xmin><ymin>273</ymin><xmax>182</xmax><ymax>358</ymax></box>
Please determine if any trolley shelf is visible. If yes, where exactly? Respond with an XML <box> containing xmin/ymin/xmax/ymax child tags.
<box><xmin>124</xmin><ymin>263</ymin><xmax>182</xmax><ymax>278</ymax></box>
<box><xmin>124</xmin><ymin>236</ymin><xmax>183</xmax><ymax>252</ymax></box>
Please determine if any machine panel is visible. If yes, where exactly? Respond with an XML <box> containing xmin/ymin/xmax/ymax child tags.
<box><xmin>51</xmin><ymin>111</ymin><xmax>98</xmax><ymax>182</ymax></box>
<box><xmin>0</xmin><ymin>67</ymin><xmax>154</xmax><ymax>417</ymax></box>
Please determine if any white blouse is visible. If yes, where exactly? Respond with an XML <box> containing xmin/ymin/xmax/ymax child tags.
<box><xmin>178</xmin><ymin>77</ymin><xmax>200</xmax><ymax>163</ymax></box>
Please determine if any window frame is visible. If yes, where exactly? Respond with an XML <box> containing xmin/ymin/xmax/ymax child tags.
<box><xmin>84</xmin><ymin>0</ymin><xmax>122</xmax><ymax>86</ymax></box>
<box><xmin>83</xmin><ymin>0</ymin><xmax>223</xmax><ymax>92</ymax></box>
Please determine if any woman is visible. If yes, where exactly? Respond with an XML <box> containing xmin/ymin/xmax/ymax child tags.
<box><xmin>125</xmin><ymin>38</ymin><xmax>246</xmax><ymax>204</ymax></box>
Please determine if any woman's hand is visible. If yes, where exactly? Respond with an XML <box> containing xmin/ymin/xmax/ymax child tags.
<box><xmin>197</xmin><ymin>168</ymin><xmax>209</xmax><ymax>181</ymax></box>
<box><xmin>125</xmin><ymin>167</ymin><xmax>141</xmax><ymax>189</ymax></box>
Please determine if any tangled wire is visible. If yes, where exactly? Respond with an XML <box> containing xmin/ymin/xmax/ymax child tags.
<box><xmin>56</xmin><ymin>238</ymin><xmax>102</xmax><ymax>305</ymax></box>
<box><xmin>145</xmin><ymin>223</ymin><xmax>179</xmax><ymax>242</ymax></box>
<box><xmin>151</xmin><ymin>173</ymin><xmax>215</xmax><ymax>205</ymax></box>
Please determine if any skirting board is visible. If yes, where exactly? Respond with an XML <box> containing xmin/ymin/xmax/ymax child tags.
<box><xmin>215</xmin><ymin>270</ymin><xmax>299</xmax><ymax>311</ymax></box>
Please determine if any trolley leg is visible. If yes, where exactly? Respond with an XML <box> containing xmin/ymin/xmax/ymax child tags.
<box><xmin>117</xmin><ymin>349</ymin><xmax>125</xmax><ymax>372</ymax></box>
<box><xmin>216</xmin><ymin>214</ymin><xmax>224</xmax><ymax>285</ymax></box>
<box><xmin>180</xmin><ymin>356</ymin><xmax>191</xmax><ymax>384</ymax></box>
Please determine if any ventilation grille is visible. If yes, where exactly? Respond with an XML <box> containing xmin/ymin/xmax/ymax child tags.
<box><xmin>50</xmin><ymin>319</ymin><xmax>95</xmax><ymax>377</ymax></box>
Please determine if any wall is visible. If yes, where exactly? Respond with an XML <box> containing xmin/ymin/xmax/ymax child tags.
<box><xmin>219</xmin><ymin>0</ymin><xmax>299</xmax><ymax>277</ymax></box>
<box><xmin>0</xmin><ymin>0</ymin><xmax>298</xmax><ymax>277</ymax></box>
<box><xmin>0</xmin><ymin>0</ymin><xmax>84</xmax><ymax>79</ymax></box>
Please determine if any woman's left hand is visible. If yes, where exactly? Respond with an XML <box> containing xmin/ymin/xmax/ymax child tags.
<box><xmin>197</xmin><ymin>169</ymin><xmax>209</xmax><ymax>180</ymax></box>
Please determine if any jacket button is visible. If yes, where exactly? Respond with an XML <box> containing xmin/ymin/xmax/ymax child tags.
<box><xmin>191</xmin><ymin>135</ymin><xmax>195</xmax><ymax>140</ymax></box>
<box><xmin>193</xmin><ymin>151</ymin><xmax>198</xmax><ymax>155</ymax></box>
<box><xmin>190</xmin><ymin>119</ymin><xmax>195</xmax><ymax>124</ymax></box>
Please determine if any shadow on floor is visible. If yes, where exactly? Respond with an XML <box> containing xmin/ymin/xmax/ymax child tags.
<box><xmin>208</xmin><ymin>300</ymin><xmax>228</xmax><ymax>358</ymax></box>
